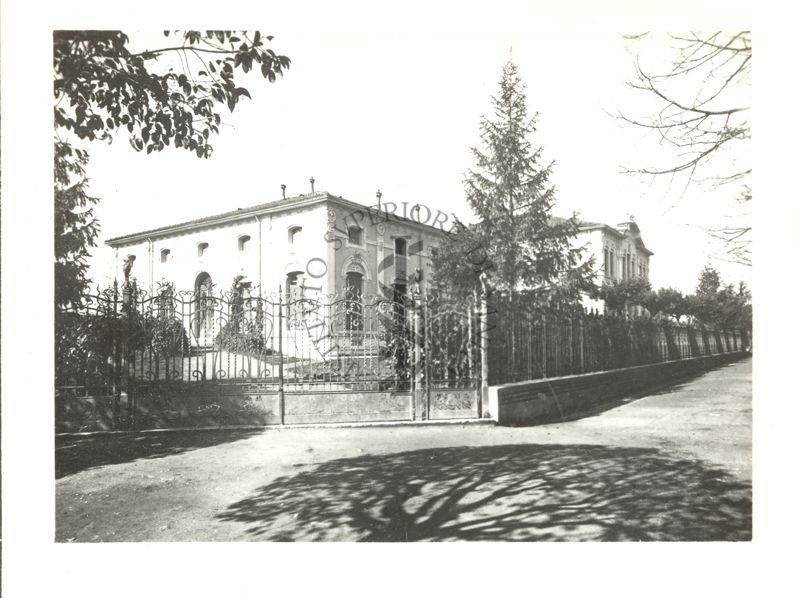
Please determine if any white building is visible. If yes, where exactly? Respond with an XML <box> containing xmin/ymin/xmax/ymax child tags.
<box><xmin>572</xmin><ymin>217</ymin><xmax>654</xmax><ymax>314</ymax></box>
<box><xmin>106</xmin><ymin>191</ymin><xmax>653</xmax><ymax>318</ymax></box>
<box><xmin>106</xmin><ymin>190</ymin><xmax>447</xmax><ymax>302</ymax></box>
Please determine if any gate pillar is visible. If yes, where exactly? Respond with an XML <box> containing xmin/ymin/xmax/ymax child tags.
<box><xmin>412</xmin><ymin>294</ymin><xmax>426</xmax><ymax>420</ymax></box>
<box><xmin>479</xmin><ymin>275</ymin><xmax>489</xmax><ymax>418</ymax></box>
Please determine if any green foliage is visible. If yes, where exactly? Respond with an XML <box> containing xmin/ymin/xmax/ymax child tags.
<box><xmin>695</xmin><ymin>265</ymin><xmax>722</xmax><ymax>296</ymax></box>
<box><xmin>681</xmin><ymin>266</ymin><xmax>752</xmax><ymax>330</ymax></box>
<box><xmin>148</xmin><ymin>316</ymin><xmax>190</xmax><ymax>356</ymax></box>
<box><xmin>377</xmin><ymin>301</ymin><xmax>412</xmax><ymax>387</ymax></box>
<box><xmin>214</xmin><ymin>276</ymin><xmax>269</xmax><ymax>357</ymax></box>
<box><xmin>148</xmin><ymin>282</ymin><xmax>190</xmax><ymax>356</ymax></box>
<box><xmin>641</xmin><ymin>287</ymin><xmax>688</xmax><ymax>321</ymax></box>
<box><xmin>53</xmin><ymin>30</ymin><xmax>288</xmax><ymax>293</ymax></box>
<box><xmin>54</xmin><ymin>31</ymin><xmax>289</xmax><ymax>372</ymax></box>
<box><xmin>595</xmin><ymin>277</ymin><xmax>652</xmax><ymax>314</ymax></box>
<box><xmin>214</xmin><ymin>320</ymin><xmax>269</xmax><ymax>357</ymax></box>
<box><xmin>432</xmin><ymin>59</ymin><xmax>594</xmax><ymax>304</ymax></box>
<box><xmin>55</xmin><ymin>281</ymin><xmax>151</xmax><ymax>385</ymax></box>
<box><xmin>54</xmin><ymin>30</ymin><xmax>290</xmax><ymax>157</ymax></box>
<box><xmin>430</xmin><ymin>219</ymin><xmax>489</xmax><ymax>299</ymax></box>
<box><xmin>54</xmin><ymin>141</ymin><xmax>99</xmax><ymax>309</ymax></box>
<box><xmin>55</xmin><ymin>310</ymin><xmax>114</xmax><ymax>385</ymax></box>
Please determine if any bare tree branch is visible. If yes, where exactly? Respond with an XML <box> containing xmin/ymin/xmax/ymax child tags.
<box><xmin>616</xmin><ymin>31</ymin><xmax>751</xmax><ymax>265</ymax></box>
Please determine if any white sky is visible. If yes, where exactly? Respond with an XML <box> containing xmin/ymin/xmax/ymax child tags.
<box><xmin>82</xmin><ymin>27</ymin><xmax>751</xmax><ymax>294</ymax></box>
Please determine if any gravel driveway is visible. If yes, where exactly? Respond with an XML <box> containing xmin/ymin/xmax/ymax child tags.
<box><xmin>56</xmin><ymin>358</ymin><xmax>751</xmax><ymax>541</ymax></box>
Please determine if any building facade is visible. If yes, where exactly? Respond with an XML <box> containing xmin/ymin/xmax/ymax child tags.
<box><xmin>574</xmin><ymin>218</ymin><xmax>654</xmax><ymax>314</ymax></box>
<box><xmin>106</xmin><ymin>194</ymin><xmax>653</xmax><ymax>317</ymax></box>
<box><xmin>105</xmin><ymin>191</ymin><xmax>446</xmax><ymax>304</ymax></box>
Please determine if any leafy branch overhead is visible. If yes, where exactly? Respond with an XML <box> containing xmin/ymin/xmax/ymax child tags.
<box><xmin>53</xmin><ymin>30</ymin><xmax>291</xmax><ymax>158</ymax></box>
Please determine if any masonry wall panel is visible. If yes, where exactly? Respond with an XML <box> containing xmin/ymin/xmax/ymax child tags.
<box><xmin>495</xmin><ymin>352</ymin><xmax>748</xmax><ymax>426</ymax></box>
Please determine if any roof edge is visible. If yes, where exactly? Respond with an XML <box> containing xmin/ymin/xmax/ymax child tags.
<box><xmin>106</xmin><ymin>191</ymin><xmax>448</xmax><ymax>246</ymax></box>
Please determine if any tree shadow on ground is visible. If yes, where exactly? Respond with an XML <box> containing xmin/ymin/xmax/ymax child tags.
<box><xmin>217</xmin><ymin>444</ymin><xmax>751</xmax><ymax>541</ymax></box>
<box><xmin>56</xmin><ymin>429</ymin><xmax>261</xmax><ymax>479</ymax></box>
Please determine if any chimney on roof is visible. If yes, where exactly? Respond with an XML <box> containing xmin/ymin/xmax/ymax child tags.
<box><xmin>310</xmin><ymin>176</ymin><xmax>315</xmax><ymax>193</ymax></box>
<box><xmin>281</xmin><ymin>184</ymin><xmax>286</xmax><ymax>199</ymax></box>
<box><xmin>376</xmin><ymin>189</ymin><xmax>382</xmax><ymax>209</ymax></box>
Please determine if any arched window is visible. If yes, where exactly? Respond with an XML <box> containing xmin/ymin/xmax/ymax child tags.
<box><xmin>285</xmin><ymin>270</ymin><xmax>304</xmax><ymax>326</ymax></box>
<box><xmin>344</xmin><ymin>271</ymin><xmax>363</xmax><ymax>332</ymax></box>
<box><xmin>288</xmin><ymin>226</ymin><xmax>303</xmax><ymax>244</ymax></box>
<box><xmin>160</xmin><ymin>248</ymin><xmax>171</xmax><ymax>263</ymax></box>
<box><xmin>197</xmin><ymin>242</ymin><xmax>209</xmax><ymax>258</ymax></box>
<box><xmin>194</xmin><ymin>272</ymin><xmax>213</xmax><ymax>340</ymax></box>
<box><xmin>609</xmin><ymin>249</ymin><xmax>615</xmax><ymax>278</ymax></box>
<box><xmin>238</xmin><ymin>235</ymin><xmax>251</xmax><ymax>251</ymax></box>
<box><xmin>347</xmin><ymin>226</ymin><xmax>363</xmax><ymax>246</ymax></box>
<box><xmin>286</xmin><ymin>271</ymin><xmax>304</xmax><ymax>301</ymax></box>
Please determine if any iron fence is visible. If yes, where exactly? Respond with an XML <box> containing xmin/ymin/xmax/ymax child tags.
<box><xmin>55</xmin><ymin>281</ymin><xmax>482</xmax><ymax>427</ymax></box>
<box><xmin>55</xmin><ymin>282</ymin><xmax>750</xmax><ymax>426</ymax></box>
<box><xmin>487</xmin><ymin>298</ymin><xmax>750</xmax><ymax>385</ymax></box>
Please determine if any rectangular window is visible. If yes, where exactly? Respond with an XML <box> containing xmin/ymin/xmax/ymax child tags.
<box><xmin>394</xmin><ymin>238</ymin><xmax>408</xmax><ymax>281</ymax></box>
<box><xmin>348</xmin><ymin>226</ymin><xmax>362</xmax><ymax>246</ymax></box>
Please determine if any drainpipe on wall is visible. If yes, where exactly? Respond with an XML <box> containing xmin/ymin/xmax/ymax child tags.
<box><xmin>147</xmin><ymin>238</ymin><xmax>154</xmax><ymax>294</ymax></box>
<box><xmin>269</xmin><ymin>214</ymin><xmax>274</xmax><ymax>291</ymax></box>
<box><xmin>254</xmin><ymin>214</ymin><xmax>262</xmax><ymax>290</ymax></box>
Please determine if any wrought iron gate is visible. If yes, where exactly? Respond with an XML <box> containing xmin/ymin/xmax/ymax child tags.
<box><xmin>55</xmin><ymin>282</ymin><xmax>486</xmax><ymax>431</ymax></box>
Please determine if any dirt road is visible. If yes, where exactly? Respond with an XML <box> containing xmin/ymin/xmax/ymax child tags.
<box><xmin>56</xmin><ymin>358</ymin><xmax>751</xmax><ymax>541</ymax></box>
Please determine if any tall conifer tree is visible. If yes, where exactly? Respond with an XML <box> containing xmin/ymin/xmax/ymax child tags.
<box><xmin>433</xmin><ymin>58</ymin><xmax>592</xmax><ymax>304</ymax></box>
